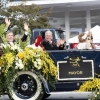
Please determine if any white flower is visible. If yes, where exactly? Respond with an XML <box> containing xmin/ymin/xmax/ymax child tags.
<box><xmin>27</xmin><ymin>44</ymin><xmax>36</xmax><ymax>49</ymax></box>
<box><xmin>1</xmin><ymin>43</ymin><xmax>6</xmax><ymax>48</ymax></box>
<box><xmin>38</xmin><ymin>62</ymin><xmax>41</xmax><ymax>65</ymax></box>
<box><xmin>37</xmin><ymin>65</ymin><xmax>41</xmax><ymax>70</ymax></box>
<box><xmin>15</xmin><ymin>56</ymin><xmax>19</xmax><ymax>61</ymax></box>
<box><xmin>34</xmin><ymin>60</ymin><xmax>42</xmax><ymax>70</ymax></box>
<box><xmin>11</xmin><ymin>45</ymin><xmax>17</xmax><ymax>50</ymax></box>
<box><xmin>36</xmin><ymin>59</ymin><xmax>41</xmax><ymax>62</ymax></box>
<box><xmin>18</xmin><ymin>59</ymin><xmax>24</xmax><ymax>69</ymax></box>
<box><xmin>34</xmin><ymin>61</ymin><xmax>38</xmax><ymax>68</ymax></box>
<box><xmin>15</xmin><ymin>59</ymin><xmax>24</xmax><ymax>69</ymax></box>
<box><xmin>9</xmin><ymin>42</ymin><xmax>14</xmax><ymax>46</ymax></box>
<box><xmin>7</xmin><ymin>44</ymin><xmax>11</xmax><ymax>48</ymax></box>
<box><xmin>34</xmin><ymin>54</ymin><xmax>40</xmax><ymax>57</ymax></box>
<box><xmin>36</xmin><ymin>59</ymin><xmax>41</xmax><ymax>65</ymax></box>
<box><xmin>17</xmin><ymin>47</ymin><xmax>22</xmax><ymax>52</ymax></box>
<box><xmin>8</xmin><ymin>43</ymin><xmax>22</xmax><ymax>52</ymax></box>
<box><xmin>15</xmin><ymin>65</ymin><xmax>18</xmax><ymax>69</ymax></box>
<box><xmin>26</xmin><ymin>44</ymin><xmax>42</xmax><ymax>50</ymax></box>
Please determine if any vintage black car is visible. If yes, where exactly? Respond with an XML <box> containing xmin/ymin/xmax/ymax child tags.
<box><xmin>0</xmin><ymin>29</ymin><xmax>99</xmax><ymax>100</ymax></box>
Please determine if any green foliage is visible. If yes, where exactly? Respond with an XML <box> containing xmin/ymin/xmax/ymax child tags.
<box><xmin>16</xmin><ymin>38</ymin><xmax>28</xmax><ymax>49</ymax></box>
<box><xmin>0</xmin><ymin>3</ymin><xmax>52</xmax><ymax>35</ymax></box>
<box><xmin>0</xmin><ymin>42</ymin><xmax>58</xmax><ymax>96</ymax></box>
<box><xmin>0</xmin><ymin>24</ymin><xmax>7</xmax><ymax>43</ymax></box>
<box><xmin>0</xmin><ymin>24</ymin><xmax>5</xmax><ymax>36</ymax></box>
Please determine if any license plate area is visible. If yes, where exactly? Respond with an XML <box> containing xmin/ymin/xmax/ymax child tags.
<box><xmin>57</xmin><ymin>56</ymin><xmax>94</xmax><ymax>81</ymax></box>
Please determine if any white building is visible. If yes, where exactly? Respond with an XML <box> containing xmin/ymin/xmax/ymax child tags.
<box><xmin>8</xmin><ymin>0</ymin><xmax>100</xmax><ymax>42</ymax></box>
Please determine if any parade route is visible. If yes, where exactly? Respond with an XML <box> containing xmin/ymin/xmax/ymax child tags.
<box><xmin>0</xmin><ymin>92</ymin><xmax>92</xmax><ymax>100</ymax></box>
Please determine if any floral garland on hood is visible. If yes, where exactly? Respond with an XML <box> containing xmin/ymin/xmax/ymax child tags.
<box><xmin>0</xmin><ymin>41</ymin><xmax>58</xmax><ymax>95</ymax></box>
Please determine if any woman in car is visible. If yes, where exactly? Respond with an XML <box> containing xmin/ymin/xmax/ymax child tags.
<box><xmin>77</xmin><ymin>31</ymin><xmax>96</xmax><ymax>49</ymax></box>
<box><xmin>27</xmin><ymin>35</ymin><xmax>45</xmax><ymax>50</ymax></box>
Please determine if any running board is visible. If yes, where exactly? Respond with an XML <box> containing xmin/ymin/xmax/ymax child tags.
<box><xmin>48</xmin><ymin>92</ymin><xmax>94</xmax><ymax>99</ymax></box>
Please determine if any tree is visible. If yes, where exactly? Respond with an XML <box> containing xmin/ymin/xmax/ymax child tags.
<box><xmin>0</xmin><ymin>2</ymin><xmax>52</xmax><ymax>35</ymax></box>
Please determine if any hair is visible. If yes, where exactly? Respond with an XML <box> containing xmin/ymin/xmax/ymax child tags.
<box><xmin>87</xmin><ymin>33</ymin><xmax>93</xmax><ymax>40</ymax></box>
<box><xmin>6</xmin><ymin>31</ymin><xmax>14</xmax><ymax>36</ymax></box>
<box><xmin>32</xmin><ymin>35</ymin><xmax>45</xmax><ymax>50</ymax></box>
<box><xmin>78</xmin><ymin>33</ymin><xmax>87</xmax><ymax>43</ymax></box>
<box><xmin>32</xmin><ymin>35</ymin><xmax>42</xmax><ymax>46</ymax></box>
<box><xmin>45</xmin><ymin>30</ymin><xmax>52</xmax><ymax>36</ymax></box>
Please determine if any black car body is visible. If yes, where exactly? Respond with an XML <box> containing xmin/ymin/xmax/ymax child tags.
<box><xmin>0</xmin><ymin>28</ymin><xmax>99</xmax><ymax>100</ymax></box>
<box><xmin>31</xmin><ymin>28</ymin><xmax>100</xmax><ymax>99</ymax></box>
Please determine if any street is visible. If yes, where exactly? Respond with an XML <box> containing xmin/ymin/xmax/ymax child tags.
<box><xmin>0</xmin><ymin>92</ymin><xmax>92</xmax><ymax>100</ymax></box>
<box><xmin>0</xmin><ymin>95</ymin><xmax>88</xmax><ymax>100</ymax></box>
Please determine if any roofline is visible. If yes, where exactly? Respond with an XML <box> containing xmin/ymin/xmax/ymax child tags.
<box><xmin>8</xmin><ymin>0</ymin><xmax>96</xmax><ymax>6</ymax></box>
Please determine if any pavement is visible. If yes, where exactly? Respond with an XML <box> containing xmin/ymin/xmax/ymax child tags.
<box><xmin>0</xmin><ymin>92</ymin><xmax>92</xmax><ymax>100</ymax></box>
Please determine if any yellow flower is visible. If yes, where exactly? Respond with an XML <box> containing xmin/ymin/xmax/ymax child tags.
<box><xmin>17</xmin><ymin>51</ymin><xmax>25</xmax><ymax>59</ymax></box>
<box><xmin>0</xmin><ymin>45</ymin><xmax>58</xmax><ymax>89</ymax></box>
<box><xmin>5</xmin><ymin>53</ymin><xmax>15</xmax><ymax>64</ymax></box>
<box><xmin>0</xmin><ymin>59</ymin><xmax>4</xmax><ymax>66</ymax></box>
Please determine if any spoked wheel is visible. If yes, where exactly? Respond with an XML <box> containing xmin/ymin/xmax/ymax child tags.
<box><xmin>8</xmin><ymin>71</ymin><xmax>44</xmax><ymax>100</ymax></box>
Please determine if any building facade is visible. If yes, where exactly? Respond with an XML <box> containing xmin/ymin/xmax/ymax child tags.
<box><xmin>8</xmin><ymin>0</ymin><xmax>100</xmax><ymax>42</ymax></box>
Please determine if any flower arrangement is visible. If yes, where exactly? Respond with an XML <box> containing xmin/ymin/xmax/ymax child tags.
<box><xmin>77</xmin><ymin>77</ymin><xmax>100</xmax><ymax>100</ymax></box>
<box><xmin>0</xmin><ymin>42</ymin><xmax>58</xmax><ymax>95</ymax></box>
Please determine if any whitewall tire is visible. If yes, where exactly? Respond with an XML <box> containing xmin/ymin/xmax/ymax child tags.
<box><xmin>8</xmin><ymin>71</ymin><xmax>44</xmax><ymax>100</ymax></box>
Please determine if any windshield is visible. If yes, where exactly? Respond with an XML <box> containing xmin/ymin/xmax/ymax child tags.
<box><xmin>56</xmin><ymin>30</ymin><xmax>65</xmax><ymax>39</ymax></box>
<box><xmin>54</xmin><ymin>30</ymin><xmax>60</xmax><ymax>40</ymax></box>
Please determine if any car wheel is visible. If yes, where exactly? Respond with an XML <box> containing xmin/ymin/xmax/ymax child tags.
<box><xmin>7</xmin><ymin>71</ymin><xmax>44</xmax><ymax>100</ymax></box>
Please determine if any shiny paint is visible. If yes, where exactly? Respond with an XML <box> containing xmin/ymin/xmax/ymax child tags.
<box><xmin>48</xmin><ymin>50</ymin><xmax>100</xmax><ymax>92</ymax></box>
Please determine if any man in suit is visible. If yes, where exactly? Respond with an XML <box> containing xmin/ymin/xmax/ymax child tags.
<box><xmin>42</xmin><ymin>30</ymin><xmax>65</xmax><ymax>50</ymax></box>
<box><xmin>5</xmin><ymin>17</ymin><xmax>29</xmax><ymax>43</ymax></box>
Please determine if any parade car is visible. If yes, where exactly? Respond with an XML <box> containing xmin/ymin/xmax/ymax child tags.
<box><xmin>0</xmin><ymin>48</ymin><xmax>100</xmax><ymax>100</ymax></box>
<box><xmin>0</xmin><ymin>28</ymin><xmax>100</xmax><ymax>100</ymax></box>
